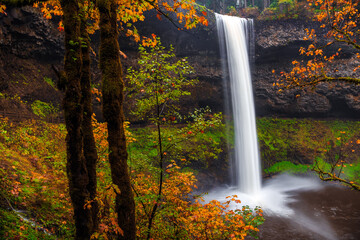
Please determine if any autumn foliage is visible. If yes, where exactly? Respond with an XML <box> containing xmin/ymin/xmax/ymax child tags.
<box><xmin>313</xmin><ymin>130</ymin><xmax>360</xmax><ymax>191</ymax></box>
<box><xmin>89</xmin><ymin>115</ymin><xmax>264</xmax><ymax>239</ymax></box>
<box><xmin>31</xmin><ymin>0</ymin><xmax>208</xmax><ymax>44</ymax></box>
<box><xmin>133</xmin><ymin>162</ymin><xmax>264</xmax><ymax>240</ymax></box>
<box><xmin>0</xmin><ymin>119</ymin><xmax>73</xmax><ymax>239</ymax></box>
<box><xmin>0</xmin><ymin>4</ymin><xmax>6</xmax><ymax>13</ymax></box>
<box><xmin>0</xmin><ymin>0</ymin><xmax>265</xmax><ymax>239</ymax></box>
<box><xmin>273</xmin><ymin>0</ymin><xmax>360</xmax><ymax>189</ymax></box>
<box><xmin>276</xmin><ymin>0</ymin><xmax>360</xmax><ymax>89</ymax></box>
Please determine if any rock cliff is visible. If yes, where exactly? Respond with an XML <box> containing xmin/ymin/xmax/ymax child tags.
<box><xmin>254</xmin><ymin>19</ymin><xmax>360</xmax><ymax>119</ymax></box>
<box><xmin>0</xmin><ymin>8</ymin><xmax>359</xmax><ymax>119</ymax></box>
<box><xmin>128</xmin><ymin>12</ymin><xmax>360</xmax><ymax>119</ymax></box>
<box><xmin>0</xmin><ymin>6</ymin><xmax>63</xmax><ymax>115</ymax></box>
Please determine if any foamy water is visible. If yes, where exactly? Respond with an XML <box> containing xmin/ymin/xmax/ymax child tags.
<box><xmin>204</xmin><ymin>174</ymin><xmax>322</xmax><ymax>216</ymax></box>
<box><xmin>203</xmin><ymin>174</ymin><xmax>338</xmax><ymax>239</ymax></box>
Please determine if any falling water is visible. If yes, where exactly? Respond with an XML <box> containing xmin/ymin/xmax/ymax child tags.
<box><xmin>205</xmin><ymin>14</ymin><xmax>337</xmax><ymax>239</ymax></box>
<box><xmin>216</xmin><ymin>14</ymin><xmax>261</xmax><ymax>194</ymax></box>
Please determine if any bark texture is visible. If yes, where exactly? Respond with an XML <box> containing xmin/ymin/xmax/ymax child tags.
<box><xmin>80</xmin><ymin>8</ymin><xmax>99</xmax><ymax>232</ymax></box>
<box><xmin>61</xmin><ymin>0</ymin><xmax>93</xmax><ymax>238</ymax></box>
<box><xmin>98</xmin><ymin>0</ymin><xmax>136</xmax><ymax>239</ymax></box>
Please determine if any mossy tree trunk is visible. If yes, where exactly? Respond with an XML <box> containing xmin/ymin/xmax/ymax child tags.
<box><xmin>98</xmin><ymin>0</ymin><xmax>136</xmax><ymax>239</ymax></box>
<box><xmin>5</xmin><ymin>0</ymin><xmax>99</xmax><ymax>238</ymax></box>
<box><xmin>61</xmin><ymin>0</ymin><xmax>94</xmax><ymax>238</ymax></box>
<box><xmin>80</xmin><ymin>6</ymin><xmax>99</xmax><ymax>231</ymax></box>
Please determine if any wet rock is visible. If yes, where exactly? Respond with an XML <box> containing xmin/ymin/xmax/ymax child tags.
<box><xmin>0</xmin><ymin>6</ymin><xmax>63</xmax><ymax>114</ymax></box>
<box><xmin>345</xmin><ymin>95</ymin><xmax>360</xmax><ymax>111</ymax></box>
<box><xmin>296</xmin><ymin>93</ymin><xmax>331</xmax><ymax>113</ymax></box>
<box><xmin>253</xmin><ymin>19</ymin><xmax>360</xmax><ymax>119</ymax></box>
<box><xmin>0</xmin><ymin>6</ymin><xmax>64</xmax><ymax>61</ymax></box>
<box><xmin>0</xmin><ymin>8</ymin><xmax>359</xmax><ymax>119</ymax></box>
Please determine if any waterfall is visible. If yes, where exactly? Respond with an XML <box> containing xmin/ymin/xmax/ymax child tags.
<box><xmin>216</xmin><ymin>14</ymin><xmax>261</xmax><ymax>195</ymax></box>
<box><xmin>206</xmin><ymin>15</ymin><xmax>335</xmax><ymax>239</ymax></box>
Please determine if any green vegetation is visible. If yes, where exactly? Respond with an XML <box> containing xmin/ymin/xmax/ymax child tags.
<box><xmin>0</xmin><ymin>119</ymin><xmax>73</xmax><ymax>239</ymax></box>
<box><xmin>43</xmin><ymin>77</ymin><xmax>55</xmax><ymax>88</ymax></box>
<box><xmin>2</xmin><ymin>114</ymin><xmax>360</xmax><ymax>239</ymax></box>
<box><xmin>264</xmin><ymin>161</ymin><xmax>309</xmax><ymax>175</ymax></box>
<box><xmin>31</xmin><ymin>100</ymin><xmax>58</xmax><ymax>118</ymax></box>
<box><xmin>128</xmin><ymin>109</ymin><xmax>227</xmax><ymax>171</ymax></box>
<box><xmin>258</xmin><ymin>0</ymin><xmax>310</xmax><ymax>20</ymax></box>
<box><xmin>220</xmin><ymin>0</ymin><xmax>311</xmax><ymax>20</ymax></box>
<box><xmin>0</xmin><ymin>208</ymin><xmax>59</xmax><ymax>240</ymax></box>
<box><xmin>257</xmin><ymin>118</ymin><xmax>360</xmax><ymax>185</ymax></box>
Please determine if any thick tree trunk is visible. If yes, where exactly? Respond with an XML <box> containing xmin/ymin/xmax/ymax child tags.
<box><xmin>98</xmin><ymin>0</ymin><xmax>136</xmax><ymax>239</ymax></box>
<box><xmin>80</xmin><ymin>9</ymin><xmax>99</xmax><ymax>232</ymax></box>
<box><xmin>61</xmin><ymin>0</ymin><xmax>93</xmax><ymax>238</ymax></box>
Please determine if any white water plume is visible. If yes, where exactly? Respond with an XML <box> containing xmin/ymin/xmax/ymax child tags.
<box><xmin>214</xmin><ymin>13</ymin><xmax>325</xmax><ymax>216</ymax></box>
<box><xmin>216</xmin><ymin>13</ymin><xmax>261</xmax><ymax>195</ymax></box>
<box><xmin>204</xmin><ymin>174</ymin><xmax>322</xmax><ymax>216</ymax></box>
<box><xmin>210</xmin><ymin>14</ymin><xmax>337</xmax><ymax>239</ymax></box>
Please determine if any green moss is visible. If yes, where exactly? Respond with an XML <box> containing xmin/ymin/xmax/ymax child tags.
<box><xmin>31</xmin><ymin>100</ymin><xmax>58</xmax><ymax>118</ymax></box>
<box><xmin>264</xmin><ymin>161</ymin><xmax>310</xmax><ymax>175</ymax></box>
<box><xmin>0</xmin><ymin>208</ymin><xmax>58</xmax><ymax>240</ymax></box>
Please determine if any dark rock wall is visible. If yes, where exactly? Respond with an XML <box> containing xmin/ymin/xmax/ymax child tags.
<box><xmin>0</xmin><ymin>6</ymin><xmax>63</xmax><ymax>114</ymax></box>
<box><xmin>128</xmin><ymin>13</ymin><xmax>360</xmax><ymax>119</ymax></box>
<box><xmin>0</xmin><ymin>7</ymin><xmax>63</xmax><ymax>60</ymax></box>
<box><xmin>120</xmin><ymin>11</ymin><xmax>226</xmax><ymax>118</ymax></box>
<box><xmin>0</xmin><ymin>8</ymin><xmax>359</xmax><ymax>119</ymax></box>
<box><xmin>254</xmin><ymin>19</ymin><xmax>360</xmax><ymax>119</ymax></box>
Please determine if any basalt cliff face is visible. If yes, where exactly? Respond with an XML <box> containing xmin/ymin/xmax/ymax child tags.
<box><xmin>0</xmin><ymin>6</ymin><xmax>63</xmax><ymax>115</ymax></box>
<box><xmin>254</xmin><ymin>19</ymin><xmax>360</xmax><ymax>119</ymax></box>
<box><xmin>129</xmin><ymin>13</ymin><xmax>360</xmax><ymax>119</ymax></box>
<box><xmin>0</xmin><ymin>8</ymin><xmax>359</xmax><ymax>119</ymax></box>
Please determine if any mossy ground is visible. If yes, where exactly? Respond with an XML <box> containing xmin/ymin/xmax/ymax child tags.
<box><xmin>1</xmin><ymin>117</ymin><xmax>359</xmax><ymax>239</ymax></box>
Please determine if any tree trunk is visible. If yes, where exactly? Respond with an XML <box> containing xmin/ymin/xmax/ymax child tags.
<box><xmin>146</xmin><ymin>89</ymin><xmax>164</xmax><ymax>240</ymax></box>
<box><xmin>98</xmin><ymin>0</ymin><xmax>136</xmax><ymax>239</ymax></box>
<box><xmin>264</xmin><ymin>0</ymin><xmax>270</xmax><ymax>9</ymax></box>
<box><xmin>61</xmin><ymin>0</ymin><xmax>93</xmax><ymax>238</ymax></box>
<box><xmin>80</xmin><ymin>7</ymin><xmax>98</xmax><ymax>232</ymax></box>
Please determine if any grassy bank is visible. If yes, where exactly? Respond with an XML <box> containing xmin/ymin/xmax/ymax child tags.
<box><xmin>257</xmin><ymin>118</ymin><xmax>360</xmax><ymax>184</ymax></box>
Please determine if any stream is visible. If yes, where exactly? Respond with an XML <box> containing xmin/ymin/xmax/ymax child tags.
<box><xmin>253</xmin><ymin>184</ymin><xmax>360</xmax><ymax>240</ymax></box>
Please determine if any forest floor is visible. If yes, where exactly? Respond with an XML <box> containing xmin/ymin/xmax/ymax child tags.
<box><xmin>1</xmin><ymin>117</ymin><xmax>360</xmax><ymax>239</ymax></box>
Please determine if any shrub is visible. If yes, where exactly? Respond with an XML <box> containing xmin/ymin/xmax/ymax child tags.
<box><xmin>31</xmin><ymin>100</ymin><xmax>57</xmax><ymax>118</ymax></box>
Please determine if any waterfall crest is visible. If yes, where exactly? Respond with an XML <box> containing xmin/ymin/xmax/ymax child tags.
<box><xmin>216</xmin><ymin>14</ymin><xmax>261</xmax><ymax>194</ymax></box>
